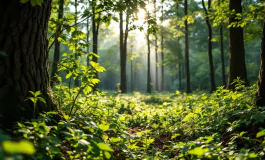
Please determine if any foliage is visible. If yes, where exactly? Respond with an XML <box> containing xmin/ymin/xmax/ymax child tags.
<box><xmin>2</xmin><ymin>81</ymin><xmax>265</xmax><ymax>159</ymax></box>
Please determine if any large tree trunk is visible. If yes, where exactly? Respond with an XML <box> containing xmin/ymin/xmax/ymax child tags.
<box><xmin>202</xmin><ymin>0</ymin><xmax>216</xmax><ymax>92</ymax></box>
<box><xmin>256</xmin><ymin>18</ymin><xmax>265</xmax><ymax>107</ymax></box>
<box><xmin>0</xmin><ymin>0</ymin><xmax>55</xmax><ymax>129</ymax></box>
<box><xmin>184</xmin><ymin>0</ymin><xmax>191</xmax><ymax>93</ymax></box>
<box><xmin>51</xmin><ymin>0</ymin><xmax>64</xmax><ymax>88</ymax></box>
<box><xmin>227</xmin><ymin>0</ymin><xmax>248</xmax><ymax>89</ymax></box>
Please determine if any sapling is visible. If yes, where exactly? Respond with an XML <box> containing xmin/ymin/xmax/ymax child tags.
<box><xmin>25</xmin><ymin>91</ymin><xmax>46</xmax><ymax>119</ymax></box>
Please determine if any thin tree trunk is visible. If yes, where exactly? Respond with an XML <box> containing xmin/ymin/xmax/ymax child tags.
<box><xmin>0</xmin><ymin>0</ymin><xmax>55</xmax><ymax>128</ymax></box>
<box><xmin>227</xmin><ymin>0</ymin><xmax>248</xmax><ymax>89</ymax></box>
<box><xmin>119</xmin><ymin>8</ymin><xmax>127</xmax><ymax>93</ymax></box>
<box><xmin>161</xmin><ymin>0</ymin><xmax>164</xmax><ymax>92</ymax></box>
<box><xmin>153</xmin><ymin>0</ymin><xmax>159</xmax><ymax>91</ymax></box>
<box><xmin>86</xmin><ymin>2</ymin><xmax>90</xmax><ymax>67</ymax></box>
<box><xmin>92</xmin><ymin>0</ymin><xmax>99</xmax><ymax>90</ymax></box>
<box><xmin>74</xmin><ymin>0</ymin><xmax>79</xmax><ymax>87</ymax></box>
<box><xmin>131</xmin><ymin>60</ymin><xmax>133</xmax><ymax>92</ymax></box>
<box><xmin>202</xmin><ymin>0</ymin><xmax>216</xmax><ymax>92</ymax></box>
<box><xmin>147</xmin><ymin>31</ymin><xmax>152</xmax><ymax>93</ymax></box>
<box><xmin>220</xmin><ymin>24</ymin><xmax>226</xmax><ymax>86</ymax></box>
<box><xmin>256</xmin><ymin>17</ymin><xmax>265</xmax><ymax>107</ymax></box>
<box><xmin>185</xmin><ymin>0</ymin><xmax>191</xmax><ymax>93</ymax></box>
<box><xmin>51</xmin><ymin>0</ymin><xmax>64</xmax><ymax>87</ymax></box>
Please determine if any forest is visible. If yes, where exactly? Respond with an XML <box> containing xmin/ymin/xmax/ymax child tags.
<box><xmin>1</xmin><ymin>0</ymin><xmax>265</xmax><ymax>159</ymax></box>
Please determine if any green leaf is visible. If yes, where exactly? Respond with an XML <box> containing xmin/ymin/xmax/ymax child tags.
<box><xmin>3</xmin><ymin>140</ymin><xmax>36</xmax><ymax>155</ymax></box>
<box><xmin>98</xmin><ymin>124</ymin><xmax>109</xmax><ymax>132</ymax></box>
<box><xmin>104</xmin><ymin>151</ymin><xmax>111</xmax><ymax>159</ymax></box>
<box><xmin>188</xmin><ymin>147</ymin><xmax>209</xmax><ymax>156</ymax></box>
<box><xmin>97</xmin><ymin>143</ymin><xmax>114</xmax><ymax>152</ymax></box>
<box><xmin>256</xmin><ymin>130</ymin><xmax>265</xmax><ymax>138</ymax></box>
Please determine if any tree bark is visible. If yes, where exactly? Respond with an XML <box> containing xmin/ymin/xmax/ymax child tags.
<box><xmin>0</xmin><ymin>0</ymin><xmax>55</xmax><ymax>128</ymax></box>
<box><xmin>202</xmin><ymin>0</ymin><xmax>216</xmax><ymax>92</ymax></box>
<box><xmin>256</xmin><ymin>18</ymin><xmax>265</xmax><ymax>107</ymax></box>
<box><xmin>184</xmin><ymin>0</ymin><xmax>191</xmax><ymax>93</ymax></box>
<box><xmin>51</xmin><ymin>0</ymin><xmax>64</xmax><ymax>88</ymax></box>
<box><xmin>227</xmin><ymin>0</ymin><xmax>248</xmax><ymax>89</ymax></box>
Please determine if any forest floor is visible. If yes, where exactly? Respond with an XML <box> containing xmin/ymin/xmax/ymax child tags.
<box><xmin>1</xmin><ymin>83</ymin><xmax>265</xmax><ymax>159</ymax></box>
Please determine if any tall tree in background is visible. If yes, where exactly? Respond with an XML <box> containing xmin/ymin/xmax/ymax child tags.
<box><xmin>219</xmin><ymin>0</ymin><xmax>226</xmax><ymax>86</ymax></box>
<box><xmin>147</xmin><ymin>0</ymin><xmax>152</xmax><ymax>93</ymax></box>
<box><xmin>154</xmin><ymin>0</ymin><xmax>159</xmax><ymax>91</ymax></box>
<box><xmin>86</xmin><ymin>1</ymin><xmax>91</xmax><ymax>67</ymax></box>
<box><xmin>184</xmin><ymin>0</ymin><xmax>191</xmax><ymax>93</ymax></box>
<box><xmin>202</xmin><ymin>0</ymin><xmax>216</xmax><ymax>92</ymax></box>
<box><xmin>227</xmin><ymin>0</ymin><xmax>248</xmax><ymax>89</ymax></box>
<box><xmin>74</xmin><ymin>0</ymin><xmax>79</xmax><ymax>87</ymax></box>
<box><xmin>161</xmin><ymin>0</ymin><xmax>165</xmax><ymax>92</ymax></box>
<box><xmin>92</xmin><ymin>0</ymin><xmax>100</xmax><ymax>90</ymax></box>
<box><xmin>0</xmin><ymin>0</ymin><xmax>55</xmax><ymax>128</ymax></box>
<box><xmin>256</xmin><ymin>17</ymin><xmax>265</xmax><ymax>107</ymax></box>
<box><xmin>119</xmin><ymin>2</ymin><xmax>130</xmax><ymax>93</ymax></box>
<box><xmin>51</xmin><ymin>0</ymin><xmax>64</xmax><ymax>87</ymax></box>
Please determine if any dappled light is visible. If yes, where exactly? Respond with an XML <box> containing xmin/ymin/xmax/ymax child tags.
<box><xmin>0</xmin><ymin>0</ymin><xmax>265</xmax><ymax>159</ymax></box>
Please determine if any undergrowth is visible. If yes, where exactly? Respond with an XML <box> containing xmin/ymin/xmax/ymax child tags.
<box><xmin>1</xmin><ymin>81</ymin><xmax>265</xmax><ymax>159</ymax></box>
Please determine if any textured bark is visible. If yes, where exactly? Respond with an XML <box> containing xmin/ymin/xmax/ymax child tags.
<box><xmin>0</xmin><ymin>0</ymin><xmax>55</xmax><ymax>128</ymax></box>
<box><xmin>51</xmin><ymin>0</ymin><xmax>64</xmax><ymax>87</ymax></box>
<box><xmin>256</xmin><ymin>18</ymin><xmax>265</xmax><ymax>107</ymax></box>
<box><xmin>202</xmin><ymin>0</ymin><xmax>216</xmax><ymax>92</ymax></box>
<box><xmin>161</xmin><ymin>0</ymin><xmax>164</xmax><ymax>92</ymax></box>
<box><xmin>184</xmin><ymin>0</ymin><xmax>191</xmax><ymax>93</ymax></box>
<box><xmin>92</xmin><ymin>0</ymin><xmax>99</xmax><ymax>90</ymax></box>
<box><xmin>227</xmin><ymin>0</ymin><xmax>248</xmax><ymax>89</ymax></box>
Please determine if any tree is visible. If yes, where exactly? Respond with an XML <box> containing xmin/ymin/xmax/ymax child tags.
<box><xmin>256</xmin><ymin>17</ymin><xmax>265</xmax><ymax>107</ymax></box>
<box><xmin>119</xmin><ymin>2</ymin><xmax>129</xmax><ymax>93</ymax></box>
<box><xmin>92</xmin><ymin>0</ymin><xmax>100</xmax><ymax>90</ymax></box>
<box><xmin>227</xmin><ymin>0</ymin><xmax>248</xmax><ymax>89</ymax></box>
<box><xmin>74</xmin><ymin>0</ymin><xmax>79</xmax><ymax>87</ymax></box>
<box><xmin>146</xmin><ymin>0</ymin><xmax>152</xmax><ymax>93</ymax></box>
<box><xmin>161</xmin><ymin>0</ymin><xmax>165</xmax><ymax>92</ymax></box>
<box><xmin>202</xmin><ymin>0</ymin><xmax>216</xmax><ymax>92</ymax></box>
<box><xmin>184</xmin><ymin>0</ymin><xmax>192</xmax><ymax>93</ymax></box>
<box><xmin>51</xmin><ymin>0</ymin><xmax>64</xmax><ymax>87</ymax></box>
<box><xmin>0</xmin><ymin>0</ymin><xmax>55</xmax><ymax>128</ymax></box>
<box><xmin>218</xmin><ymin>0</ymin><xmax>226</xmax><ymax>87</ymax></box>
<box><xmin>153</xmin><ymin>0</ymin><xmax>159</xmax><ymax>91</ymax></box>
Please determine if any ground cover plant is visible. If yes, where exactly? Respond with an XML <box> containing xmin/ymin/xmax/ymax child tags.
<box><xmin>1</xmin><ymin>79</ymin><xmax>265</xmax><ymax>160</ymax></box>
